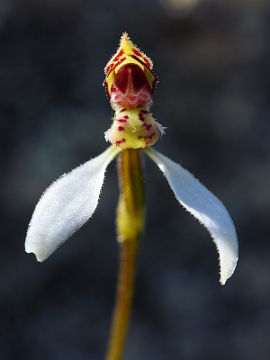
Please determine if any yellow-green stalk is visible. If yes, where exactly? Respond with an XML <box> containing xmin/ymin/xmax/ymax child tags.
<box><xmin>105</xmin><ymin>149</ymin><xmax>144</xmax><ymax>360</ymax></box>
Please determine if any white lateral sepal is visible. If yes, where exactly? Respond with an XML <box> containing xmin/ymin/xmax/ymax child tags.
<box><xmin>25</xmin><ymin>146</ymin><xmax>120</xmax><ymax>262</ymax></box>
<box><xmin>145</xmin><ymin>148</ymin><xmax>238</xmax><ymax>285</ymax></box>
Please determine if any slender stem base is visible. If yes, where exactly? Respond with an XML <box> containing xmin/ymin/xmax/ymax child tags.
<box><xmin>105</xmin><ymin>240</ymin><xmax>138</xmax><ymax>360</ymax></box>
<box><xmin>105</xmin><ymin>149</ymin><xmax>144</xmax><ymax>360</ymax></box>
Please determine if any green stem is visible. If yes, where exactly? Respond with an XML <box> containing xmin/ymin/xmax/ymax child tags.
<box><xmin>105</xmin><ymin>149</ymin><xmax>145</xmax><ymax>360</ymax></box>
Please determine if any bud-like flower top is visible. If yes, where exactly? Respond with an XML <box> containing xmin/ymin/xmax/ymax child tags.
<box><xmin>104</xmin><ymin>33</ymin><xmax>163</xmax><ymax>150</ymax></box>
<box><xmin>104</xmin><ymin>32</ymin><xmax>157</xmax><ymax>105</ymax></box>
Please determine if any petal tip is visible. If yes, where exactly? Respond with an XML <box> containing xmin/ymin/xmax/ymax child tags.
<box><xmin>25</xmin><ymin>240</ymin><xmax>47</xmax><ymax>262</ymax></box>
<box><xmin>219</xmin><ymin>256</ymin><xmax>239</xmax><ymax>285</ymax></box>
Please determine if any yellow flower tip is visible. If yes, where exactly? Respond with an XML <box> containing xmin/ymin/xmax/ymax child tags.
<box><xmin>104</xmin><ymin>33</ymin><xmax>157</xmax><ymax>104</ymax></box>
<box><xmin>105</xmin><ymin>32</ymin><xmax>153</xmax><ymax>76</ymax></box>
<box><xmin>119</xmin><ymin>32</ymin><xmax>153</xmax><ymax>69</ymax></box>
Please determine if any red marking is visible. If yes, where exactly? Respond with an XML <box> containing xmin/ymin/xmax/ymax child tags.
<box><xmin>117</xmin><ymin>114</ymin><xmax>129</xmax><ymax>123</ymax></box>
<box><xmin>132</xmin><ymin>49</ymin><xmax>142</xmax><ymax>57</ymax></box>
<box><xmin>120</xmin><ymin>108</ymin><xmax>126</xmax><ymax>112</ymax></box>
<box><xmin>112</xmin><ymin>49</ymin><xmax>124</xmax><ymax>62</ymax></box>
<box><xmin>139</xmin><ymin>113</ymin><xmax>145</xmax><ymax>122</ymax></box>
<box><xmin>115</xmin><ymin>138</ymin><xmax>126</xmax><ymax>146</ymax></box>
<box><xmin>118</xmin><ymin>126</ymin><xmax>124</xmax><ymax>131</ymax></box>
<box><xmin>112</xmin><ymin>58</ymin><xmax>125</xmax><ymax>71</ymax></box>
<box><xmin>106</xmin><ymin>63</ymin><xmax>114</xmax><ymax>74</ymax></box>
<box><xmin>142</xmin><ymin>56</ymin><xmax>151</xmax><ymax>69</ymax></box>
<box><xmin>132</xmin><ymin>49</ymin><xmax>151</xmax><ymax>69</ymax></box>
<box><xmin>142</xmin><ymin>124</ymin><xmax>152</xmax><ymax>131</ymax></box>
<box><xmin>139</xmin><ymin>111</ymin><xmax>151</xmax><ymax>131</ymax></box>
<box><xmin>138</xmin><ymin>132</ymin><xmax>156</xmax><ymax>146</ymax></box>
<box><xmin>105</xmin><ymin>57</ymin><xmax>126</xmax><ymax>76</ymax></box>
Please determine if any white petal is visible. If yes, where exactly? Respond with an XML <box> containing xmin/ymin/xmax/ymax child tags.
<box><xmin>25</xmin><ymin>146</ymin><xmax>120</xmax><ymax>262</ymax></box>
<box><xmin>145</xmin><ymin>148</ymin><xmax>238</xmax><ymax>285</ymax></box>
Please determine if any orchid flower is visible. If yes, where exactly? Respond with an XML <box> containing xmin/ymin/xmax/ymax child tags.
<box><xmin>25</xmin><ymin>33</ymin><xmax>238</xmax><ymax>285</ymax></box>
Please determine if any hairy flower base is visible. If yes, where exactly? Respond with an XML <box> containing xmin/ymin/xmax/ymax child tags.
<box><xmin>25</xmin><ymin>145</ymin><xmax>238</xmax><ymax>284</ymax></box>
<box><xmin>105</xmin><ymin>103</ymin><xmax>163</xmax><ymax>149</ymax></box>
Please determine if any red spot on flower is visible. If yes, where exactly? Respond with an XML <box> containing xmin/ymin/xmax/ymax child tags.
<box><xmin>142</xmin><ymin>124</ymin><xmax>152</xmax><ymax>131</ymax></box>
<box><xmin>132</xmin><ymin>49</ymin><xmax>151</xmax><ymax>69</ymax></box>
<box><xmin>115</xmin><ymin>138</ymin><xmax>126</xmax><ymax>146</ymax></box>
<box><xmin>139</xmin><ymin>113</ymin><xmax>145</xmax><ymax>122</ymax></box>
<box><xmin>113</xmin><ymin>49</ymin><xmax>124</xmax><ymax>62</ymax></box>
<box><xmin>138</xmin><ymin>111</ymin><xmax>152</xmax><ymax>131</ymax></box>
<box><xmin>132</xmin><ymin>49</ymin><xmax>141</xmax><ymax>57</ymax></box>
<box><xmin>118</xmin><ymin>126</ymin><xmax>124</xmax><ymax>131</ymax></box>
<box><xmin>117</xmin><ymin>118</ymin><xmax>127</xmax><ymax>123</ymax></box>
<box><xmin>138</xmin><ymin>132</ymin><xmax>156</xmax><ymax>146</ymax></box>
<box><xmin>105</xmin><ymin>57</ymin><xmax>126</xmax><ymax>76</ymax></box>
<box><xmin>142</xmin><ymin>56</ymin><xmax>151</xmax><ymax>69</ymax></box>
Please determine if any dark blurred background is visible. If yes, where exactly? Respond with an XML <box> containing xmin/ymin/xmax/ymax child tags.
<box><xmin>1</xmin><ymin>0</ymin><xmax>270</xmax><ymax>359</ymax></box>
